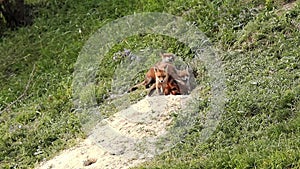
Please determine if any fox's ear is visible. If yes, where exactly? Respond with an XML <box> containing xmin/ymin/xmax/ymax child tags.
<box><xmin>186</xmin><ymin>66</ymin><xmax>189</xmax><ymax>71</ymax></box>
<box><xmin>154</xmin><ymin>67</ymin><xmax>158</xmax><ymax>72</ymax></box>
<box><xmin>172</xmin><ymin>54</ymin><xmax>176</xmax><ymax>59</ymax></box>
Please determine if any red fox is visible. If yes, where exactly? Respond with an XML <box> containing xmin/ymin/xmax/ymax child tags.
<box><xmin>156</xmin><ymin>53</ymin><xmax>186</xmax><ymax>86</ymax></box>
<box><xmin>148</xmin><ymin>66</ymin><xmax>170</xmax><ymax>96</ymax></box>
<box><xmin>149</xmin><ymin>64</ymin><xmax>192</xmax><ymax>96</ymax></box>
<box><xmin>151</xmin><ymin>65</ymin><xmax>191</xmax><ymax>96</ymax></box>
<box><xmin>127</xmin><ymin>53</ymin><xmax>181</xmax><ymax>93</ymax></box>
<box><xmin>148</xmin><ymin>65</ymin><xmax>182</xmax><ymax>96</ymax></box>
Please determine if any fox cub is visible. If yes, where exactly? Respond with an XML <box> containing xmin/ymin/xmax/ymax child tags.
<box><xmin>148</xmin><ymin>65</ymin><xmax>181</xmax><ymax>96</ymax></box>
<box><xmin>127</xmin><ymin>53</ymin><xmax>191</xmax><ymax>96</ymax></box>
<box><xmin>148</xmin><ymin>66</ymin><xmax>172</xmax><ymax>96</ymax></box>
<box><xmin>177</xmin><ymin>66</ymin><xmax>191</xmax><ymax>93</ymax></box>
<box><xmin>148</xmin><ymin>65</ymin><xmax>190</xmax><ymax>96</ymax></box>
<box><xmin>127</xmin><ymin>53</ymin><xmax>176</xmax><ymax>92</ymax></box>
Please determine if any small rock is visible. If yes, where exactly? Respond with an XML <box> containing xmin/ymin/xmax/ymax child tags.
<box><xmin>83</xmin><ymin>158</ymin><xmax>97</xmax><ymax>166</ymax></box>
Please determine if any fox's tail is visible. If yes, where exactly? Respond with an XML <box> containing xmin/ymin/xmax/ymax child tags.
<box><xmin>127</xmin><ymin>80</ymin><xmax>147</xmax><ymax>93</ymax></box>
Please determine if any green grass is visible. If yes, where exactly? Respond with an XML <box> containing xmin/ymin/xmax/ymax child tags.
<box><xmin>1</xmin><ymin>0</ymin><xmax>300</xmax><ymax>168</ymax></box>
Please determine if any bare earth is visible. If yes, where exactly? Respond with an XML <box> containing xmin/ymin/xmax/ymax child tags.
<box><xmin>36</xmin><ymin>95</ymin><xmax>191</xmax><ymax>169</ymax></box>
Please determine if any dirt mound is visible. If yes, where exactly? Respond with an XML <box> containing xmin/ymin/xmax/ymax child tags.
<box><xmin>36</xmin><ymin>95</ymin><xmax>191</xmax><ymax>169</ymax></box>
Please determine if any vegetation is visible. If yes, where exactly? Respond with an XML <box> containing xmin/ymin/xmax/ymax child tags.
<box><xmin>0</xmin><ymin>0</ymin><xmax>299</xmax><ymax>168</ymax></box>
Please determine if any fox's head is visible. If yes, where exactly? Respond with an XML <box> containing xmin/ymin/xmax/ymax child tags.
<box><xmin>160</xmin><ymin>53</ymin><xmax>175</xmax><ymax>63</ymax></box>
<box><xmin>154</xmin><ymin>66</ymin><xmax>169</xmax><ymax>83</ymax></box>
<box><xmin>178</xmin><ymin>66</ymin><xmax>190</xmax><ymax>83</ymax></box>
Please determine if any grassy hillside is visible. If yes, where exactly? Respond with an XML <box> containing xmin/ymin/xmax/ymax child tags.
<box><xmin>0</xmin><ymin>0</ymin><xmax>299</xmax><ymax>168</ymax></box>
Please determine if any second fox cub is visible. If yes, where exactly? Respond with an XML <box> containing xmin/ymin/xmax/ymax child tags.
<box><xmin>177</xmin><ymin>66</ymin><xmax>191</xmax><ymax>93</ymax></box>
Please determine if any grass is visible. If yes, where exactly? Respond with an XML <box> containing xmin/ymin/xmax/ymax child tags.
<box><xmin>0</xmin><ymin>0</ymin><xmax>300</xmax><ymax>168</ymax></box>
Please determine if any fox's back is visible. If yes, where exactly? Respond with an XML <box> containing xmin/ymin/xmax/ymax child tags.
<box><xmin>164</xmin><ymin>77</ymin><xmax>181</xmax><ymax>95</ymax></box>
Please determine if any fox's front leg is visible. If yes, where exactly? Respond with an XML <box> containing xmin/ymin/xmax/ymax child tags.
<box><xmin>148</xmin><ymin>83</ymin><xmax>157</xmax><ymax>96</ymax></box>
<box><xmin>155</xmin><ymin>81</ymin><xmax>163</xmax><ymax>95</ymax></box>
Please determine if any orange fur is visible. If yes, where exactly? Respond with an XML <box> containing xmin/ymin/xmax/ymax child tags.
<box><xmin>128</xmin><ymin>53</ymin><xmax>191</xmax><ymax>95</ymax></box>
<box><xmin>128</xmin><ymin>53</ymin><xmax>177</xmax><ymax>93</ymax></box>
<box><xmin>148</xmin><ymin>66</ymin><xmax>169</xmax><ymax>96</ymax></box>
<box><xmin>149</xmin><ymin>65</ymin><xmax>181</xmax><ymax>96</ymax></box>
<box><xmin>163</xmin><ymin>78</ymin><xmax>181</xmax><ymax>95</ymax></box>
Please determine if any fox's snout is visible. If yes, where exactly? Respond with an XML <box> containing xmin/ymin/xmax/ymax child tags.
<box><xmin>157</xmin><ymin>76</ymin><xmax>166</xmax><ymax>83</ymax></box>
<box><xmin>158</xmin><ymin>79</ymin><xmax>164</xmax><ymax>83</ymax></box>
<box><xmin>182</xmin><ymin>76</ymin><xmax>189</xmax><ymax>82</ymax></box>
